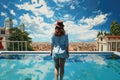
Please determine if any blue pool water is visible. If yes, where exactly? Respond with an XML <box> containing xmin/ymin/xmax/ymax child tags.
<box><xmin>0</xmin><ymin>52</ymin><xmax>120</xmax><ymax>80</ymax></box>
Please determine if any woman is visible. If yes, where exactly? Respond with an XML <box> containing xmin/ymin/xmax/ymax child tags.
<box><xmin>50</xmin><ymin>20</ymin><xmax>69</xmax><ymax>80</ymax></box>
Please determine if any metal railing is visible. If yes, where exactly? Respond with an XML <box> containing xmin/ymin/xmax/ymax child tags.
<box><xmin>0</xmin><ymin>40</ymin><xmax>28</xmax><ymax>51</ymax></box>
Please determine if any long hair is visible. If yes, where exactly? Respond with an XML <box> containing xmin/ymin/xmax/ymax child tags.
<box><xmin>54</xmin><ymin>27</ymin><xmax>65</xmax><ymax>36</ymax></box>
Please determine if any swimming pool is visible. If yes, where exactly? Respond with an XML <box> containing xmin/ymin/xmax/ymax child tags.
<box><xmin>0</xmin><ymin>51</ymin><xmax>120</xmax><ymax>80</ymax></box>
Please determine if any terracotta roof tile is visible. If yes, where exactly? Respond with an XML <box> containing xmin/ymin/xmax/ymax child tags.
<box><xmin>106</xmin><ymin>36</ymin><xmax>120</xmax><ymax>39</ymax></box>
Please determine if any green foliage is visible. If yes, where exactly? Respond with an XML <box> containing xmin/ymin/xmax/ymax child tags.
<box><xmin>97</xmin><ymin>21</ymin><xmax>120</xmax><ymax>37</ymax></box>
<box><xmin>97</xmin><ymin>32</ymin><xmax>103</xmax><ymax>37</ymax></box>
<box><xmin>110</xmin><ymin>21</ymin><xmax>120</xmax><ymax>35</ymax></box>
<box><xmin>8</xmin><ymin>28</ymin><xmax>33</xmax><ymax>51</ymax></box>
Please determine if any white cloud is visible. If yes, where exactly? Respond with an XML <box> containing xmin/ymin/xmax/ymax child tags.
<box><xmin>13</xmin><ymin>19</ymin><xmax>18</xmax><ymax>27</ymax></box>
<box><xmin>3</xmin><ymin>4</ymin><xmax>8</xmax><ymax>8</ymax></box>
<box><xmin>53</xmin><ymin>0</ymin><xmax>80</xmax><ymax>8</ymax></box>
<box><xmin>53</xmin><ymin>0</ymin><xmax>71</xmax><ymax>3</ymax></box>
<box><xmin>1</xmin><ymin>12</ymin><xmax>7</xmax><ymax>17</ymax></box>
<box><xmin>53</xmin><ymin>0</ymin><xmax>71</xmax><ymax>7</ymax></box>
<box><xmin>10</xmin><ymin>10</ymin><xmax>16</xmax><ymax>16</ymax></box>
<box><xmin>25</xmin><ymin>29</ymin><xmax>31</xmax><ymax>33</ymax></box>
<box><xmin>15</xmin><ymin>0</ymin><xmax>54</xmax><ymax>18</ymax></box>
<box><xmin>78</xmin><ymin>30</ymin><xmax>98</xmax><ymax>41</ymax></box>
<box><xmin>20</xmin><ymin>13</ymin><xmax>34</xmax><ymax>24</ymax></box>
<box><xmin>63</xmin><ymin>14</ymin><xmax>75</xmax><ymax>20</ymax></box>
<box><xmin>70</xmin><ymin>5</ymin><xmax>75</xmax><ymax>10</ymax></box>
<box><xmin>19</xmin><ymin>13</ymin><xmax>107</xmax><ymax>42</ymax></box>
<box><xmin>79</xmin><ymin>13</ymin><xmax>108</xmax><ymax>29</ymax></box>
<box><xmin>15</xmin><ymin>0</ymin><xmax>55</xmax><ymax>41</ymax></box>
<box><xmin>64</xmin><ymin>14</ymin><xmax>69</xmax><ymax>17</ymax></box>
<box><xmin>92</xmin><ymin>10</ymin><xmax>101</xmax><ymax>13</ymax></box>
<box><xmin>19</xmin><ymin>13</ymin><xmax>54</xmax><ymax>41</ymax></box>
<box><xmin>16</xmin><ymin>0</ymin><xmax>108</xmax><ymax>42</ymax></box>
<box><xmin>64</xmin><ymin>22</ymin><xmax>98</xmax><ymax>41</ymax></box>
<box><xmin>64</xmin><ymin>13</ymin><xmax>108</xmax><ymax>41</ymax></box>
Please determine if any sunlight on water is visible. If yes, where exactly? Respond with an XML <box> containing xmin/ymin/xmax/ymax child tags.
<box><xmin>80</xmin><ymin>54</ymin><xmax>106</xmax><ymax>65</ymax></box>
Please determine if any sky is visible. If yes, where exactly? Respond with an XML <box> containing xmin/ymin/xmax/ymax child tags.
<box><xmin>0</xmin><ymin>0</ymin><xmax>120</xmax><ymax>42</ymax></box>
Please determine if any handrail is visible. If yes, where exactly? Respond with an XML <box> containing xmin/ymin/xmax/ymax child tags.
<box><xmin>0</xmin><ymin>51</ymin><xmax>117</xmax><ymax>54</ymax></box>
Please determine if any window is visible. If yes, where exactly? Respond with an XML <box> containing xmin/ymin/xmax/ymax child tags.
<box><xmin>100</xmin><ymin>37</ymin><xmax>103</xmax><ymax>41</ymax></box>
<box><xmin>1</xmin><ymin>30</ymin><xmax>5</xmax><ymax>34</ymax></box>
<box><xmin>101</xmin><ymin>45</ymin><xmax>103</xmax><ymax>51</ymax></box>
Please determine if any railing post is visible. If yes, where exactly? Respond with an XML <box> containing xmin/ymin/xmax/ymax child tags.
<box><xmin>18</xmin><ymin>42</ymin><xmax>19</xmax><ymax>51</ymax></box>
<box><xmin>21</xmin><ymin>42</ymin><xmax>23</xmax><ymax>51</ymax></box>
<box><xmin>25</xmin><ymin>41</ymin><xmax>27</xmax><ymax>51</ymax></box>
<box><xmin>13</xmin><ymin>42</ymin><xmax>14</xmax><ymax>51</ymax></box>
<box><xmin>116</xmin><ymin>41</ymin><xmax>117</xmax><ymax>51</ymax></box>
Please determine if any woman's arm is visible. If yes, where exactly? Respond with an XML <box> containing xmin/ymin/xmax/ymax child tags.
<box><xmin>51</xmin><ymin>35</ymin><xmax>54</xmax><ymax>56</ymax></box>
<box><xmin>66</xmin><ymin>46</ymin><xmax>69</xmax><ymax>57</ymax></box>
<box><xmin>65</xmin><ymin>34</ymin><xmax>69</xmax><ymax>57</ymax></box>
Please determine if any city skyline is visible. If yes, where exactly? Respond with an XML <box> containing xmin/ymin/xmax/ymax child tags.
<box><xmin>0</xmin><ymin>0</ymin><xmax>120</xmax><ymax>42</ymax></box>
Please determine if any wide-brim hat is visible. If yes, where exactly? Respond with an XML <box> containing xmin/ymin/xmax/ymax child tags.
<box><xmin>55</xmin><ymin>20</ymin><xmax>64</xmax><ymax>28</ymax></box>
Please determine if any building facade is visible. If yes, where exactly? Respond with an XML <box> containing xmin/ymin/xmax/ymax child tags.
<box><xmin>97</xmin><ymin>34</ymin><xmax>120</xmax><ymax>52</ymax></box>
<box><xmin>0</xmin><ymin>17</ymin><xmax>25</xmax><ymax>50</ymax></box>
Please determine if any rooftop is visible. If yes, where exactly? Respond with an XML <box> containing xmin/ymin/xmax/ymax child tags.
<box><xmin>106</xmin><ymin>35</ymin><xmax>120</xmax><ymax>39</ymax></box>
<box><xmin>5</xmin><ymin>17</ymin><xmax>12</xmax><ymax>22</ymax></box>
<box><xmin>19</xmin><ymin>23</ymin><xmax>24</xmax><ymax>26</ymax></box>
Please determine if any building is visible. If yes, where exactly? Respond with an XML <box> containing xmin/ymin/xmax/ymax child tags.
<box><xmin>97</xmin><ymin>34</ymin><xmax>120</xmax><ymax>52</ymax></box>
<box><xmin>19</xmin><ymin>23</ymin><xmax>25</xmax><ymax>32</ymax></box>
<box><xmin>0</xmin><ymin>17</ymin><xmax>25</xmax><ymax>50</ymax></box>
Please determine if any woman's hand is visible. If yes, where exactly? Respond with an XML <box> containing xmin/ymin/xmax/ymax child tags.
<box><xmin>67</xmin><ymin>52</ymin><xmax>69</xmax><ymax>58</ymax></box>
<box><xmin>50</xmin><ymin>46</ymin><xmax>53</xmax><ymax>56</ymax></box>
<box><xmin>66</xmin><ymin>46</ymin><xmax>69</xmax><ymax>58</ymax></box>
<box><xmin>50</xmin><ymin>52</ymin><xmax>52</xmax><ymax>56</ymax></box>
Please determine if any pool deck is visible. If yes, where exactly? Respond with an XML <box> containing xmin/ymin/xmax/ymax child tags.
<box><xmin>0</xmin><ymin>51</ymin><xmax>119</xmax><ymax>55</ymax></box>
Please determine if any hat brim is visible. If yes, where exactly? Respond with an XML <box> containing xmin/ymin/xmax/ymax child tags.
<box><xmin>55</xmin><ymin>24</ymin><xmax>64</xmax><ymax>28</ymax></box>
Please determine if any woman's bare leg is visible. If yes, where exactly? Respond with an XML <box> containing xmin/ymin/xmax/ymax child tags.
<box><xmin>54</xmin><ymin>58</ymin><xmax>59</xmax><ymax>80</ymax></box>
<box><xmin>60</xmin><ymin>58</ymin><xmax>66</xmax><ymax>80</ymax></box>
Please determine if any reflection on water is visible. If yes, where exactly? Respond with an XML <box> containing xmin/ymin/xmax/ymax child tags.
<box><xmin>0</xmin><ymin>54</ymin><xmax>120</xmax><ymax>80</ymax></box>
